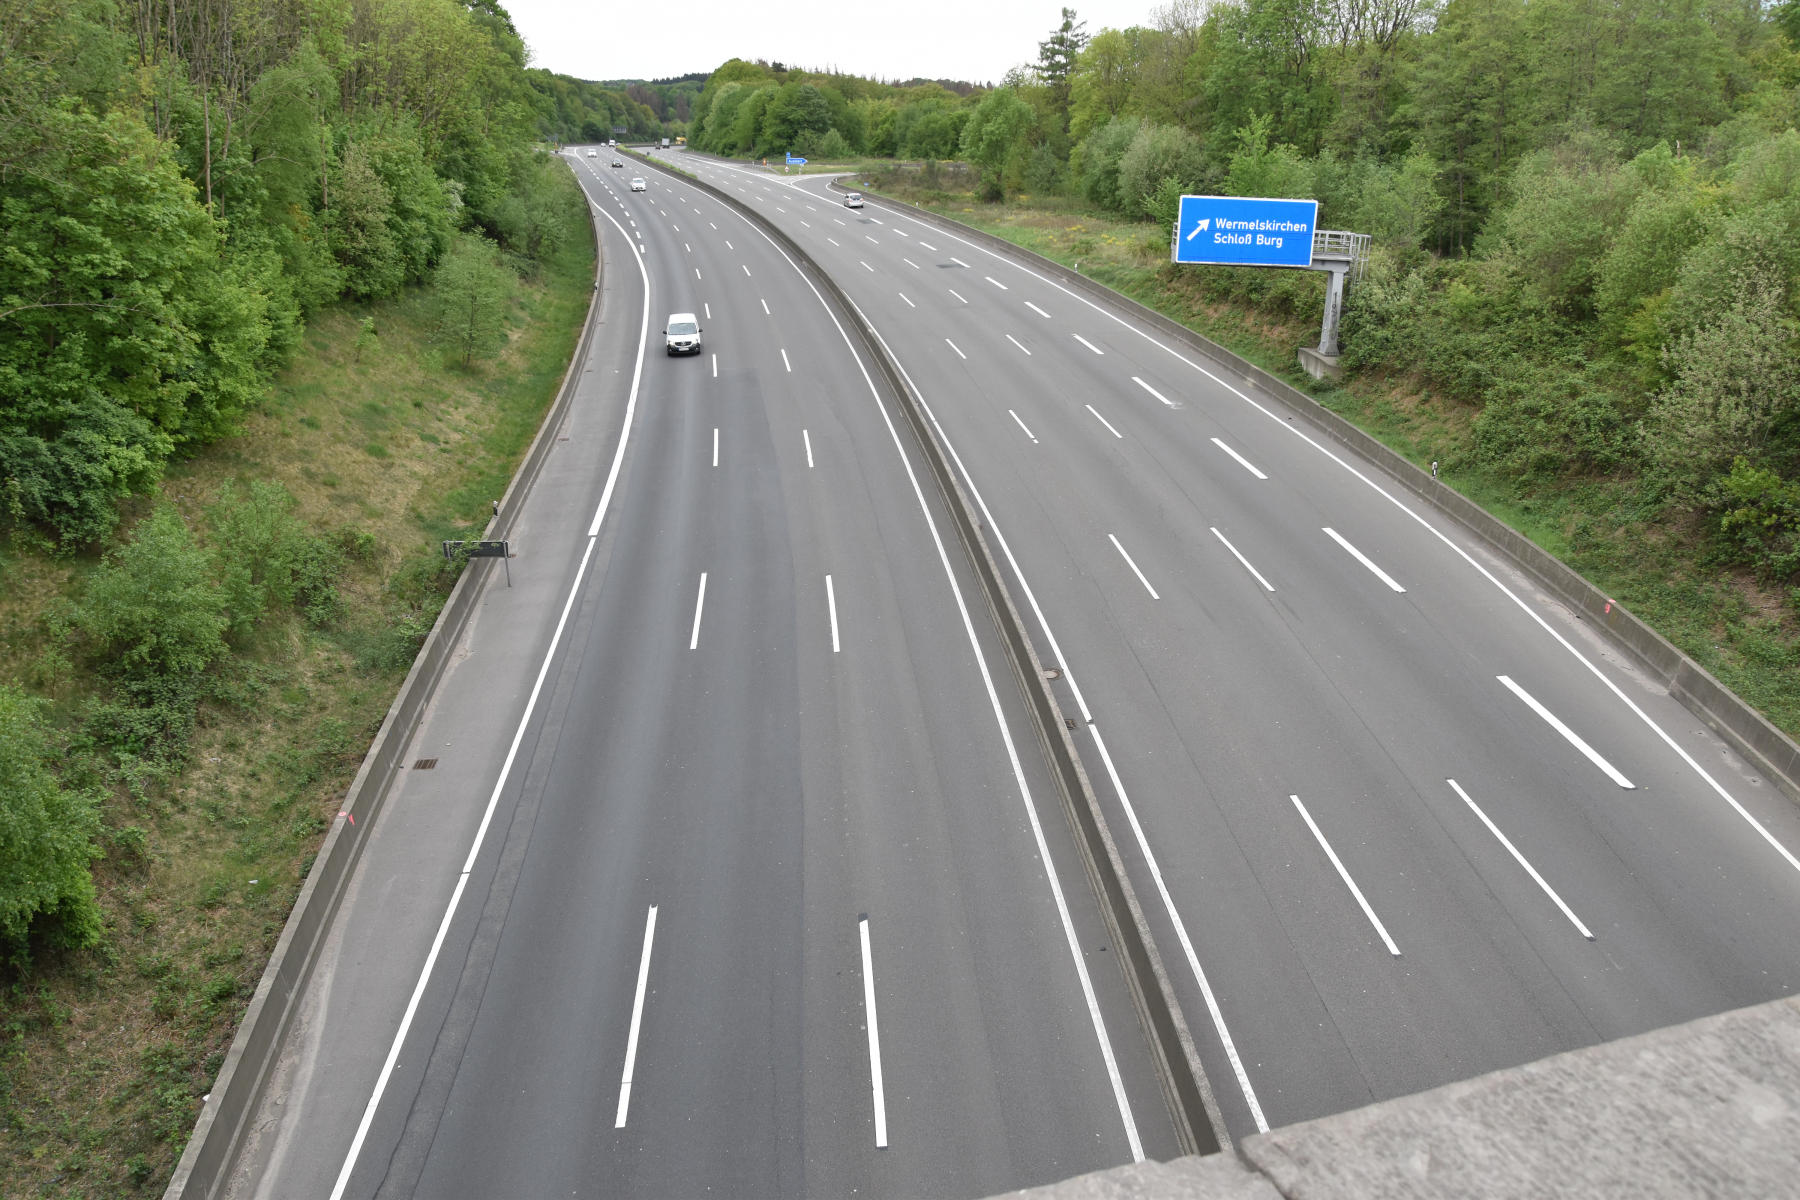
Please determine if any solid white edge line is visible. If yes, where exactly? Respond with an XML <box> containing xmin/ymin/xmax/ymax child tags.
<box><xmin>614</xmin><ymin>905</ymin><xmax>659</xmax><ymax>1127</ymax></box>
<box><xmin>586</xmin><ymin>197</ymin><xmax>652</xmax><ymax>537</ymax></box>
<box><xmin>859</xmin><ymin>190</ymin><xmax>1800</xmax><ymax>877</ymax></box>
<box><xmin>1322</xmin><ymin>527</ymin><xmax>1406</xmax><ymax>593</ymax></box>
<box><xmin>1497</xmin><ymin>675</ymin><xmax>1635</xmax><ymax>789</ymax></box>
<box><xmin>1009</xmin><ymin>409</ymin><xmax>1038</xmax><ymax>443</ymax></box>
<box><xmin>859</xmin><ymin>917</ymin><xmax>888</xmax><ymax>1148</ymax></box>
<box><xmin>1007</xmin><ymin>334</ymin><xmax>1032</xmax><ymax>355</ymax></box>
<box><xmin>1210</xmin><ymin>527</ymin><xmax>1275</xmax><ymax>592</ymax></box>
<box><xmin>1086</xmin><ymin>405</ymin><xmax>1122</xmax><ymax>438</ymax></box>
<box><xmin>826</xmin><ymin>574</ymin><xmax>840</xmax><ymax>653</ymax></box>
<box><xmin>1089</xmin><ymin>725</ymin><xmax>1269</xmax><ymax>1131</ymax></box>
<box><xmin>1109</xmin><ymin>534</ymin><xmax>1160</xmax><ymax>599</ymax></box>
<box><xmin>1210</xmin><ymin>437</ymin><xmax>1268</xmax><ymax>480</ymax></box>
<box><xmin>804</xmin><ymin>429</ymin><xmax>814</xmax><ymax>467</ymax></box>
<box><xmin>1446</xmin><ymin>780</ymin><xmax>1594</xmax><ymax>939</ymax></box>
<box><xmin>689</xmin><ymin>572</ymin><xmax>707</xmax><ymax>649</ymax></box>
<box><xmin>1132</xmin><ymin>376</ymin><xmax>1176</xmax><ymax>408</ymax></box>
<box><xmin>696</xmin><ymin>203</ymin><xmax>1145</xmax><ymax>1157</ymax></box>
<box><xmin>1073</xmin><ymin>334</ymin><xmax>1105</xmax><ymax>355</ymax></box>
<box><xmin>1291</xmin><ymin>795</ymin><xmax>1402</xmax><ymax>956</ymax></box>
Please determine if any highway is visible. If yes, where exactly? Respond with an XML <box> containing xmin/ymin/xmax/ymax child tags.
<box><xmin>225</xmin><ymin>150</ymin><xmax>1184</xmax><ymax>1200</ymax></box>
<box><xmin>647</xmin><ymin>149</ymin><xmax>1800</xmax><ymax>1143</ymax></box>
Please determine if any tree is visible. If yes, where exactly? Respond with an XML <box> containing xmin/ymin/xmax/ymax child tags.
<box><xmin>432</xmin><ymin>234</ymin><xmax>513</xmax><ymax>368</ymax></box>
<box><xmin>0</xmin><ymin>686</ymin><xmax>103</xmax><ymax>965</ymax></box>
<box><xmin>1070</xmin><ymin>29</ymin><xmax>1140</xmax><ymax>140</ymax></box>
<box><xmin>326</xmin><ymin>141</ymin><xmax>403</xmax><ymax>300</ymax></box>
<box><xmin>1039</xmin><ymin>7</ymin><xmax>1091</xmax><ymax>130</ymax></box>
<box><xmin>960</xmin><ymin>87</ymin><xmax>1038</xmax><ymax>198</ymax></box>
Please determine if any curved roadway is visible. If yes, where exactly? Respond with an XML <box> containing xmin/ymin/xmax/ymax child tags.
<box><xmin>649</xmin><ymin>148</ymin><xmax>1800</xmax><ymax>1143</ymax></box>
<box><xmin>227</xmin><ymin>150</ymin><xmax>1182</xmax><ymax>1200</ymax></box>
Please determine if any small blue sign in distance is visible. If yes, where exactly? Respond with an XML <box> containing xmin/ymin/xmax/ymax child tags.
<box><xmin>786</xmin><ymin>154</ymin><xmax>807</xmax><ymax>165</ymax></box>
<box><xmin>1174</xmin><ymin>195</ymin><xmax>1318</xmax><ymax>268</ymax></box>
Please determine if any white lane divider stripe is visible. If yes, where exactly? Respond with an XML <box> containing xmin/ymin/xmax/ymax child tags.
<box><xmin>761</xmin><ymin>297</ymin><xmax>770</xmax><ymax>314</ymax></box>
<box><xmin>1210</xmin><ymin>527</ymin><xmax>1274</xmax><ymax>592</ymax></box>
<box><xmin>1007</xmin><ymin>334</ymin><xmax>1032</xmax><ymax>355</ymax></box>
<box><xmin>614</xmin><ymin>905</ymin><xmax>659</xmax><ymax>1127</ymax></box>
<box><xmin>1132</xmin><ymin>377</ymin><xmax>1177</xmax><ymax>408</ymax></box>
<box><xmin>1086</xmin><ymin>405</ymin><xmax>1122</xmax><ymax>438</ymax></box>
<box><xmin>948</xmin><ymin>289</ymin><xmax>967</xmax><ymax>304</ymax></box>
<box><xmin>826</xmin><ymin>575</ymin><xmax>841</xmax><ymax>653</ymax></box>
<box><xmin>919</xmin><ymin>241</ymin><xmax>937</xmax><ymax>250</ymax></box>
<box><xmin>781</xmin><ymin>348</ymin><xmax>792</xmax><ymax>372</ymax></box>
<box><xmin>803</xmin><ymin>429</ymin><xmax>814</xmax><ymax>468</ymax></box>
<box><xmin>861</xmin><ymin>261</ymin><xmax>875</xmax><ymax>271</ymax></box>
<box><xmin>1211</xmin><ymin>438</ymin><xmax>1267</xmax><ymax>479</ymax></box>
<box><xmin>986</xmin><ymin>275</ymin><xmax>1009</xmax><ymax>289</ymax></box>
<box><xmin>712</xmin><ymin>428</ymin><xmax>718</xmax><ymax>467</ymax></box>
<box><xmin>859</xmin><ymin>916</ymin><xmax>887</xmax><ymax>1148</ymax></box>
<box><xmin>742</xmin><ymin>264</ymin><xmax>751</xmax><ymax>276</ymax></box>
<box><xmin>1073</xmin><ymin>334</ymin><xmax>1105</xmax><ymax>355</ymax></box>
<box><xmin>899</xmin><ymin>292</ymin><xmax>915</xmax><ymax>307</ymax></box>
<box><xmin>1109</xmin><ymin>534</ymin><xmax>1160</xmax><ymax>599</ymax></box>
<box><xmin>689</xmin><ymin>573</ymin><xmax>708</xmax><ymax>650</ymax></box>
<box><xmin>904</xmin><ymin>258</ymin><xmax>919</xmax><ymax>268</ymax></box>
<box><xmin>1497</xmin><ymin>676</ymin><xmax>1635</xmax><ymax>789</ymax></box>
<box><xmin>1323</xmin><ymin>527</ymin><xmax>1405</xmax><ymax>592</ymax></box>
<box><xmin>1026</xmin><ymin>301</ymin><xmax>1052</xmax><ymax>318</ymax></box>
<box><xmin>945</xmin><ymin>338</ymin><xmax>967</xmax><ymax>360</ymax></box>
<box><xmin>712</xmin><ymin>353</ymin><xmax>717</xmax><ymax>378</ymax></box>
<box><xmin>1446</xmin><ymin>780</ymin><xmax>1594</xmax><ymax>939</ymax></box>
<box><xmin>1009</xmin><ymin>409</ymin><xmax>1038</xmax><ymax>443</ymax></box>
<box><xmin>1292</xmin><ymin>796</ymin><xmax>1402</xmax><ymax>956</ymax></box>
<box><xmin>951</xmin><ymin>257</ymin><xmax>970</xmax><ymax>267</ymax></box>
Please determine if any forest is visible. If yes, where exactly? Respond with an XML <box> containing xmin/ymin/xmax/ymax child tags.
<box><xmin>680</xmin><ymin>0</ymin><xmax>1800</xmax><ymax>621</ymax></box>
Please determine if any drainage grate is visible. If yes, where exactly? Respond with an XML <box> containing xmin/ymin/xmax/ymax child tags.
<box><xmin>413</xmin><ymin>758</ymin><xmax>438</xmax><ymax>770</ymax></box>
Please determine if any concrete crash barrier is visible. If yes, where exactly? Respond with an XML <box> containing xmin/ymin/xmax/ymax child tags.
<box><xmin>989</xmin><ymin>994</ymin><xmax>1800</xmax><ymax>1199</ymax></box>
<box><xmin>833</xmin><ymin>179</ymin><xmax>1800</xmax><ymax>812</ymax></box>
<box><xmin>163</xmin><ymin>171</ymin><xmax>605</xmax><ymax>1200</ymax></box>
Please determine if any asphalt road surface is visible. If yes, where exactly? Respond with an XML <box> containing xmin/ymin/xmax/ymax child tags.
<box><xmin>226</xmin><ymin>150</ymin><xmax>1182</xmax><ymax>1200</ymax></box>
<box><xmin>648</xmin><ymin>149</ymin><xmax>1800</xmax><ymax>1143</ymax></box>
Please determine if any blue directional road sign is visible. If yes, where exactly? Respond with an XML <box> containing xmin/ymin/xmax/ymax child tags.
<box><xmin>786</xmin><ymin>153</ymin><xmax>807</xmax><ymax>165</ymax></box>
<box><xmin>1174</xmin><ymin>195</ymin><xmax>1318</xmax><ymax>268</ymax></box>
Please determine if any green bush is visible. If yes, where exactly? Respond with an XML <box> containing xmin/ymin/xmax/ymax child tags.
<box><xmin>207</xmin><ymin>480</ymin><xmax>345</xmax><ymax>631</ymax></box>
<box><xmin>0</xmin><ymin>685</ymin><xmax>103</xmax><ymax>964</ymax></box>
<box><xmin>431</xmin><ymin>234</ymin><xmax>515</xmax><ymax>368</ymax></box>
<box><xmin>76</xmin><ymin>507</ymin><xmax>228</xmax><ymax>680</ymax></box>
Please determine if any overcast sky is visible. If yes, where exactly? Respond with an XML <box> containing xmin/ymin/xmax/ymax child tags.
<box><xmin>507</xmin><ymin>0</ymin><xmax>1158</xmax><ymax>87</ymax></box>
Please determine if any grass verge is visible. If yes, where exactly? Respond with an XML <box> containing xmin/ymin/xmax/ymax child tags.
<box><xmin>0</xmin><ymin>176</ymin><xmax>594</xmax><ymax>1196</ymax></box>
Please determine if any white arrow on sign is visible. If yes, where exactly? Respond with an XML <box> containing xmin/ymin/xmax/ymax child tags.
<box><xmin>1186</xmin><ymin>217</ymin><xmax>1210</xmax><ymax>241</ymax></box>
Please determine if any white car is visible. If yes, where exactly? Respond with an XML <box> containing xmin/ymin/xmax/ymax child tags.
<box><xmin>665</xmin><ymin>313</ymin><xmax>701</xmax><ymax>356</ymax></box>
<box><xmin>843</xmin><ymin>192</ymin><xmax>863</xmax><ymax>208</ymax></box>
<box><xmin>630</xmin><ymin>177</ymin><xmax>646</xmax><ymax>192</ymax></box>
<box><xmin>586</xmin><ymin>149</ymin><xmax>596</xmax><ymax>157</ymax></box>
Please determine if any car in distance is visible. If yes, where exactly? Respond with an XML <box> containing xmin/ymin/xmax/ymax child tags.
<box><xmin>842</xmin><ymin>191</ymin><xmax>863</xmax><ymax>208</ymax></box>
<box><xmin>612</xmin><ymin>158</ymin><xmax>623</xmax><ymax>167</ymax></box>
<box><xmin>630</xmin><ymin>177</ymin><xmax>646</xmax><ymax>192</ymax></box>
<box><xmin>586</xmin><ymin>149</ymin><xmax>596</xmax><ymax>157</ymax></box>
<box><xmin>665</xmin><ymin>313</ymin><xmax>701</xmax><ymax>356</ymax></box>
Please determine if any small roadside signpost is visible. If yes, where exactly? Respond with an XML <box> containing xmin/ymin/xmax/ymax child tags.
<box><xmin>442</xmin><ymin>539</ymin><xmax>512</xmax><ymax>586</ymax></box>
<box><xmin>1172</xmin><ymin>195</ymin><xmax>1369</xmax><ymax>379</ymax></box>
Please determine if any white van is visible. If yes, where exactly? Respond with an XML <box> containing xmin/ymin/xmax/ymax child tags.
<box><xmin>665</xmin><ymin>313</ymin><xmax>701</xmax><ymax>356</ymax></box>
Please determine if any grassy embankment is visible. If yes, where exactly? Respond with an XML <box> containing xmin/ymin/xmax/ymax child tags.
<box><xmin>852</xmin><ymin>165</ymin><xmax>1800</xmax><ymax>738</ymax></box>
<box><xmin>0</xmin><ymin>177</ymin><xmax>594</xmax><ymax>1196</ymax></box>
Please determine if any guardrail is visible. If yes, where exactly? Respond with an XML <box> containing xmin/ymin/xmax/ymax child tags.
<box><xmin>828</xmin><ymin>178</ymin><xmax>1800</xmax><ymax>813</ymax></box>
<box><xmin>625</xmin><ymin>145</ymin><xmax>1230</xmax><ymax>1156</ymax></box>
<box><xmin>163</xmin><ymin>166</ymin><xmax>607</xmax><ymax>1200</ymax></box>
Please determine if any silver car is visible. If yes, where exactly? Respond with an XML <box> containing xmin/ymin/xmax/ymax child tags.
<box><xmin>843</xmin><ymin>192</ymin><xmax>863</xmax><ymax>208</ymax></box>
